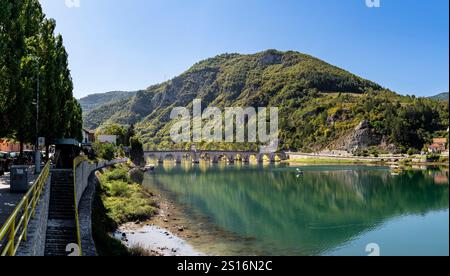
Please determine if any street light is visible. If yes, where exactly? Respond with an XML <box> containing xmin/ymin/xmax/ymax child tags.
<box><xmin>30</xmin><ymin>57</ymin><xmax>41</xmax><ymax>174</ymax></box>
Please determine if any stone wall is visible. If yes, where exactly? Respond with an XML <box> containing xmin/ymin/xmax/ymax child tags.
<box><xmin>78</xmin><ymin>174</ymin><xmax>98</xmax><ymax>256</ymax></box>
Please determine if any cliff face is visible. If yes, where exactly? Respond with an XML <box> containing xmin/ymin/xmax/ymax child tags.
<box><xmin>82</xmin><ymin>50</ymin><xmax>449</xmax><ymax>152</ymax></box>
<box><xmin>331</xmin><ymin>120</ymin><xmax>384</xmax><ymax>152</ymax></box>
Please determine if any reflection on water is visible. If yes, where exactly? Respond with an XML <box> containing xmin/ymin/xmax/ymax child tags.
<box><xmin>143</xmin><ymin>164</ymin><xmax>449</xmax><ymax>256</ymax></box>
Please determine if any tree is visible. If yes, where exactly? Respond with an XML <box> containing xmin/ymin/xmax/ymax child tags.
<box><xmin>130</xmin><ymin>136</ymin><xmax>144</xmax><ymax>166</ymax></box>
<box><xmin>125</xmin><ymin>124</ymin><xmax>135</xmax><ymax>147</ymax></box>
<box><xmin>96</xmin><ymin>124</ymin><xmax>127</xmax><ymax>145</ymax></box>
<box><xmin>0</xmin><ymin>0</ymin><xmax>26</xmax><ymax>140</ymax></box>
<box><xmin>1</xmin><ymin>0</ymin><xmax>83</xmax><ymax>154</ymax></box>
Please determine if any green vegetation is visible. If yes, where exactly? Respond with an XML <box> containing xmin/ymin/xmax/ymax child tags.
<box><xmin>91</xmin><ymin>182</ymin><xmax>131</xmax><ymax>256</ymax></box>
<box><xmin>95</xmin><ymin>123</ymin><xmax>135</xmax><ymax>147</ymax></box>
<box><xmin>92</xmin><ymin>163</ymin><xmax>158</xmax><ymax>256</ymax></box>
<box><xmin>0</xmin><ymin>0</ymin><xmax>82</xmax><ymax>151</ymax></box>
<box><xmin>130</xmin><ymin>136</ymin><xmax>144</xmax><ymax>166</ymax></box>
<box><xmin>93</xmin><ymin>142</ymin><xmax>117</xmax><ymax>161</ymax></box>
<box><xmin>98</xmin><ymin>164</ymin><xmax>157</xmax><ymax>225</ymax></box>
<box><xmin>83</xmin><ymin>50</ymin><xmax>449</xmax><ymax>154</ymax></box>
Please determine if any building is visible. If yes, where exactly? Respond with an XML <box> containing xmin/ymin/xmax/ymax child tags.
<box><xmin>82</xmin><ymin>128</ymin><xmax>95</xmax><ymax>145</ymax></box>
<box><xmin>98</xmin><ymin>135</ymin><xmax>117</xmax><ymax>144</ymax></box>
<box><xmin>0</xmin><ymin>139</ymin><xmax>34</xmax><ymax>152</ymax></box>
<box><xmin>428</xmin><ymin>138</ymin><xmax>448</xmax><ymax>153</ymax></box>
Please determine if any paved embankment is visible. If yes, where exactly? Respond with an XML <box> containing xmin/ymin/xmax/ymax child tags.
<box><xmin>0</xmin><ymin>171</ymin><xmax>36</xmax><ymax>226</ymax></box>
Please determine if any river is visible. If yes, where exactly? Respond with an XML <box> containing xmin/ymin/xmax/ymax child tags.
<box><xmin>142</xmin><ymin>164</ymin><xmax>449</xmax><ymax>256</ymax></box>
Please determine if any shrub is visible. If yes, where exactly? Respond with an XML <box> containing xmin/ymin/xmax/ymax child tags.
<box><xmin>109</xmin><ymin>181</ymin><xmax>132</xmax><ymax>197</ymax></box>
<box><xmin>94</xmin><ymin>142</ymin><xmax>117</xmax><ymax>161</ymax></box>
<box><xmin>98</xmin><ymin>165</ymin><xmax>157</xmax><ymax>225</ymax></box>
<box><xmin>426</xmin><ymin>153</ymin><xmax>441</xmax><ymax>162</ymax></box>
<box><xmin>407</xmin><ymin>148</ymin><xmax>419</xmax><ymax>156</ymax></box>
<box><xmin>102</xmin><ymin>167</ymin><xmax>128</xmax><ymax>182</ymax></box>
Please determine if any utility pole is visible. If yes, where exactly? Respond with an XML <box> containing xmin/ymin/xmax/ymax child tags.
<box><xmin>35</xmin><ymin>60</ymin><xmax>41</xmax><ymax>174</ymax></box>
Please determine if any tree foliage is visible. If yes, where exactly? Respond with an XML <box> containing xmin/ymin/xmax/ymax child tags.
<box><xmin>0</xmin><ymin>0</ymin><xmax>82</xmax><ymax>150</ymax></box>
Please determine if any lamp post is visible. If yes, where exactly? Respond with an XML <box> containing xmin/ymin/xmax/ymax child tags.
<box><xmin>34</xmin><ymin>58</ymin><xmax>41</xmax><ymax>174</ymax></box>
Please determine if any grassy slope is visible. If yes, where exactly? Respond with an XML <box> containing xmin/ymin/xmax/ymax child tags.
<box><xmin>92</xmin><ymin>164</ymin><xmax>157</xmax><ymax>256</ymax></box>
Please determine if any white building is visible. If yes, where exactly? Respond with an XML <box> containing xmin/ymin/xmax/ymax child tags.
<box><xmin>98</xmin><ymin>135</ymin><xmax>117</xmax><ymax>144</ymax></box>
<box><xmin>82</xmin><ymin>128</ymin><xmax>95</xmax><ymax>145</ymax></box>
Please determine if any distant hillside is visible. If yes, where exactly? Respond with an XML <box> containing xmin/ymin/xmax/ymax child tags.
<box><xmin>429</xmin><ymin>92</ymin><xmax>449</xmax><ymax>101</ymax></box>
<box><xmin>78</xmin><ymin>91</ymin><xmax>136</xmax><ymax>114</ymax></box>
<box><xmin>83</xmin><ymin>50</ymin><xmax>449</xmax><ymax>153</ymax></box>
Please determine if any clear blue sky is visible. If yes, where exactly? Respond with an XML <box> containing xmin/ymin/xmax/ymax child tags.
<box><xmin>39</xmin><ymin>0</ymin><xmax>449</xmax><ymax>99</ymax></box>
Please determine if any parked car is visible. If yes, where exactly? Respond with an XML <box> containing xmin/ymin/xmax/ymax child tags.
<box><xmin>0</xmin><ymin>151</ymin><xmax>12</xmax><ymax>175</ymax></box>
<box><xmin>0</xmin><ymin>154</ymin><xmax>5</xmax><ymax>176</ymax></box>
<box><xmin>9</xmin><ymin>152</ymin><xmax>20</xmax><ymax>164</ymax></box>
<box><xmin>20</xmin><ymin>150</ymin><xmax>43</xmax><ymax>165</ymax></box>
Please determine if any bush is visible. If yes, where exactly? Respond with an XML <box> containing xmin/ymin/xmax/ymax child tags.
<box><xmin>369</xmin><ymin>148</ymin><xmax>379</xmax><ymax>157</ymax></box>
<box><xmin>109</xmin><ymin>181</ymin><xmax>132</xmax><ymax>197</ymax></box>
<box><xmin>102</xmin><ymin>168</ymin><xmax>128</xmax><ymax>182</ymax></box>
<box><xmin>94</xmin><ymin>143</ymin><xmax>117</xmax><ymax>161</ymax></box>
<box><xmin>407</xmin><ymin>148</ymin><xmax>419</xmax><ymax>156</ymax></box>
<box><xmin>98</xmin><ymin>165</ymin><xmax>157</xmax><ymax>225</ymax></box>
<box><xmin>426</xmin><ymin>153</ymin><xmax>441</xmax><ymax>162</ymax></box>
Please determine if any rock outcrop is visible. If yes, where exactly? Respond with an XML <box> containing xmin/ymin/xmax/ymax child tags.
<box><xmin>332</xmin><ymin>120</ymin><xmax>383</xmax><ymax>152</ymax></box>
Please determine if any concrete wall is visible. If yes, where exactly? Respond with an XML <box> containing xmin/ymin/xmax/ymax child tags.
<box><xmin>74</xmin><ymin>158</ymin><xmax>127</xmax><ymax>256</ymax></box>
<box><xmin>16</xmin><ymin>175</ymin><xmax>52</xmax><ymax>256</ymax></box>
<box><xmin>74</xmin><ymin>158</ymin><xmax>128</xmax><ymax>206</ymax></box>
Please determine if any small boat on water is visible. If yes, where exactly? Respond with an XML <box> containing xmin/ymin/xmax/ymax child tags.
<box><xmin>296</xmin><ymin>168</ymin><xmax>304</xmax><ymax>177</ymax></box>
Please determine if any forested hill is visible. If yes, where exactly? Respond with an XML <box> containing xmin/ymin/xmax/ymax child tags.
<box><xmin>78</xmin><ymin>91</ymin><xmax>136</xmax><ymax>115</ymax></box>
<box><xmin>429</xmin><ymin>92</ymin><xmax>449</xmax><ymax>101</ymax></box>
<box><xmin>83</xmin><ymin>50</ymin><xmax>449</xmax><ymax>153</ymax></box>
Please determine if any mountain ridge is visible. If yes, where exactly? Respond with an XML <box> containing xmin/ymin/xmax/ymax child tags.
<box><xmin>429</xmin><ymin>92</ymin><xmax>449</xmax><ymax>101</ymax></box>
<box><xmin>83</xmin><ymin>50</ymin><xmax>449</xmax><ymax>153</ymax></box>
<box><xmin>78</xmin><ymin>90</ymin><xmax>137</xmax><ymax>115</ymax></box>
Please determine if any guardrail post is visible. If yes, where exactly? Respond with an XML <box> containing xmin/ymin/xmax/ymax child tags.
<box><xmin>23</xmin><ymin>197</ymin><xmax>29</xmax><ymax>241</ymax></box>
<box><xmin>8</xmin><ymin>220</ymin><xmax>15</xmax><ymax>256</ymax></box>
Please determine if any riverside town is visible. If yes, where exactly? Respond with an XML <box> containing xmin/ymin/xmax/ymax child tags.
<box><xmin>0</xmin><ymin>0</ymin><xmax>448</xmax><ymax>265</ymax></box>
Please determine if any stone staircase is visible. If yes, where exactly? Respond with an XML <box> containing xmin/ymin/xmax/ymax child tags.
<box><xmin>44</xmin><ymin>170</ymin><xmax>78</xmax><ymax>256</ymax></box>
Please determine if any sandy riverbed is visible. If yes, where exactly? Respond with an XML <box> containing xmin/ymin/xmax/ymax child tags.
<box><xmin>114</xmin><ymin>192</ymin><xmax>205</xmax><ymax>256</ymax></box>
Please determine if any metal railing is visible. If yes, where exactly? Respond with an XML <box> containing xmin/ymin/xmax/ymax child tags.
<box><xmin>0</xmin><ymin>161</ymin><xmax>51</xmax><ymax>256</ymax></box>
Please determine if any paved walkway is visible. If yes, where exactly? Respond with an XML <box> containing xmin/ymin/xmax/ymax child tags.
<box><xmin>0</xmin><ymin>171</ymin><xmax>36</xmax><ymax>227</ymax></box>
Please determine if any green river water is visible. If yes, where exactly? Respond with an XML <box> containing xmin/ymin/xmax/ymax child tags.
<box><xmin>143</xmin><ymin>164</ymin><xmax>449</xmax><ymax>256</ymax></box>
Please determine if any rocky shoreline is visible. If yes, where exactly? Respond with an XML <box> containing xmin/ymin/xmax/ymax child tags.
<box><xmin>114</xmin><ymin>191</ymin><xmax>205</xmax><ymax>256</ymax></box>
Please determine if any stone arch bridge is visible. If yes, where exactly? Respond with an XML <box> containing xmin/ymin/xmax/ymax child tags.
<box><xmin>144</xmin><ymin>150</ymin><xmax>288</xmax><ymax>164</ymax></box>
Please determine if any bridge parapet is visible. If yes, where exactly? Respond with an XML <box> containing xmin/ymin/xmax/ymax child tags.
<box><xmin>144</xmin><ymin>151</ymin><xmax>287</xmax><ymax>164</ymax></box>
